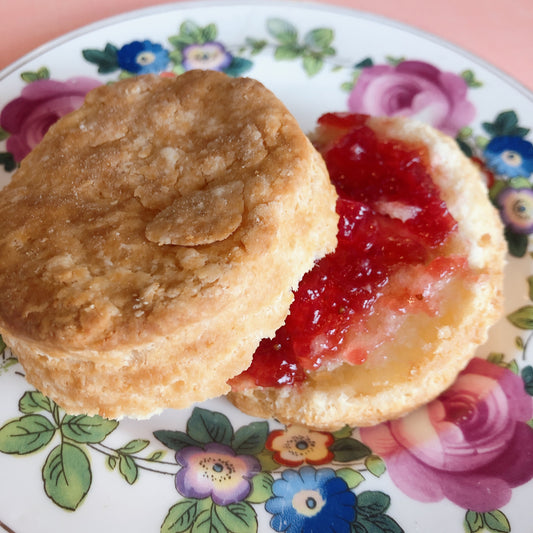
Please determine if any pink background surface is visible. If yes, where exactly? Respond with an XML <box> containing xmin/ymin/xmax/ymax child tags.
<box><xmin>1</xmin><ymin>0</ymin><xmax>532</xmax><ymax>92</ymax></box>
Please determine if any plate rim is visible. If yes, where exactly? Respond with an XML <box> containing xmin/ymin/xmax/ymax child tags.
<box><xmin>1</xmin><ymin>3</ymin><xmax>532</xmax><ymax>532</ymax></box>
<box><xmin>1</xmin><ymin>0</ymin><xmax>532</xmax><ymax>102</ymax></box>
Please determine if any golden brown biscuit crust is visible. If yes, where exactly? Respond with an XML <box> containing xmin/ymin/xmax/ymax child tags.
<box><xmin>0</xmin><ymin>71</ymin><xmax>339</xmax><ymax>418</ymax></box>
<box><xmin>228</xmin><ymin>116</ymin><xmax>506</xmax><ymax>430</ymax></box>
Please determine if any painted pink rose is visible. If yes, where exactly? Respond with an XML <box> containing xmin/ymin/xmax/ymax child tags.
<box><xmin>0</xmin><ymin>77</ymin><xmax>101</xmax><ymax>162</ymax></box>
<box><xmin>348</xmin><ymin>60</ymin><xmax>475</xmax><ymax>136</ymax></box>
<box><xmin>360</xmin><ymin>358</ymin><xmax>533</xmax><ymax>512</ymax></box>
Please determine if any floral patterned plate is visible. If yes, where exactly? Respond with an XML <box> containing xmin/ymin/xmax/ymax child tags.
<box><xmin>1</xmin><ymin>2</ymin><xmax>533</xmax><ymax>532</ymax></box>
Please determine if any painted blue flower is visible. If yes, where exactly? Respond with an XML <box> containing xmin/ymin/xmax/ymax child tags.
<box><xmin>116</xmin><ymin>40</ymin><xmax>170</xmax><ymax>74</ymax></box>
<box><xmin>265</xmin><ymin>466</ymin><xmax>356</xmax><ymax>533</ymax></box>
<box><xmin>483</xmin><ymin>136</ymin><xmax>533</xmax><ymax>178</ymax></box>
<box><xmin>182</xmin><ymin>42</ymin><xmax>233</xmax><ymax>71</ymax></box>
<box><xmin>496</xmin><ymin>187</ymin><xmax>533</xmax><ymax>234</ymax></box>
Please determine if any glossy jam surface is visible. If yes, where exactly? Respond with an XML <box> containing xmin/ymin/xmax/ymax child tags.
<box><xmin>231</xmin><ymin>113</ymin><xmax>459</xmax><ymax>389</ymax></box>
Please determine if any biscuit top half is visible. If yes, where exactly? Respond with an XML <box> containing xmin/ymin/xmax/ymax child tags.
<box><xmin>0</xmin><ymin>71</ymin><xmax>334</xmax><ymax>352</ymax></box>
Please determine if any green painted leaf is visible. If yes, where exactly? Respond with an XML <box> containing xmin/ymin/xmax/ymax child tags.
<box><xmin>117</xmin><ymin>439</ymin><xmax>150</xmax><ymax>455</ymax></box>
<box><xmin>487</xmin><ymin>352</ymin><xmax>505</xmax><ymax>366</ymax></box>
<box><xmin>336</xmin><ymin>467</ymin><xmax>365</xmax><ymax>489</ymax></box>
<box><xmin>146</xmin><ymin>450</ymin><xmax>165</xmax><ymax>461</ymax></box>
<box><xmin>274</xmin><ymin>43</ymin><xmax>302</xmax><ymax>60</ymax></box>
<box><xmin>168</xmin><ymin>35</ymin><xmax>192</xmax><ymax>49</ymax></box>
<box><xmin>515</xmin><ymin>335</ymin><xmax>525</xmax><ymax>350</ymax></box>
<box><xmin>267</xmin><ymin>18</ymin><xmax>298</xmax><ymax>44</ymax></box>
<box><xmin>483</xmin><ymin>111</ymin><xmax>530</xmax><ymax>138</ymax></box>
<box><xmin>81</xmin><ymin>45</ymin><xmax>119</xmax><ymax>74</ymax></box>
<box><xmin>365</xmin><ymin>454</ymin><xmax>386</xmax><ymax>477</ymax></box>
<box><xmin>341</xmin><ymin>81</ymin><xmax>355</xmax><ymax>92</ymax></box>
<box><xmin>461</xmin><ymin>69</ymin><xmax>483</xmax><ymax>88</ymax></box>
<box><xmin>304</xmin><ymin>28</ymin><xmax>334</xmax><ymax>50</ymax></box>
<box><xmin>187</xmin><ymin>407</ymin><xmax>233</xmax><ymax>446</ymax></box>
<box><xmin>0</xmin><ymin>415</ymin><xmax>55</xmax><ymax>454</ymax></box>
<box><xmin>356</xmin><ymin>491</ymin><xmax>391</xmax><ymax>518</ymax></box>
<box><xmin>488</xmin><ymin>179</ymin><xmax>507</xmax><ymax>202</ymax></box>
<box><xmin>216</xmin><ymin>502</ymin><xmax>257</xmax><ymax>533</ymax></box>
<box><xmin>330</xmin><ymin>437</ymin><xmax>371</xmax><ymax>462</ymax></box>
<box><xmin>456</xmin><ymin>138</ymin><xmax>474</xmax><ymax>158</ymax></box>
<box><xmin>332</xmin><ymin>425</ymin><xmax>353</xmax><ymax>439</ymax></box>
<box><xmin>352</xmin><ymin>518</ymin><xmax>370</xmax><ymax>533</ymax></box>
<box><xmin>507</xmin><ymin>305</ymin><xmax>533</xmax><ymax>329</ymax></box>
<box><xmin>458</xmin><ymin>127</ymin><xmax>474</xmax><ymax>140</ymax></box>
<box><xmin>118</xmin><ymin>454</ymin><xmax>138</xmax><ymax>484</ymax></box>
<box><xmin>20</xmin><ymin>67</ymin><xmax>49</xmax><ymax>83</ymax></box>
<box><xmin>510</xmin><ymin>229</ymin><xmax>533</xmax><ymax>256</ymax></box>
<box><xmin>169</xmin><ymin>49</ymin><xmax>184</xmax><ymax>64</ymax></box>
<box><xmin>256</xmin><ymin>449</ymin><xmax>279</xmax><ymax>472</ymax></box>
<box><xmin>232</xmin><ymin>421</ymin><xmax>269</xmax><ymax>455</ymax></box>
<box><xmin>507</xmin><ymin>177</ymin><xmax>532</xmax><ymax>189</ymax></box>
<box><xmin>354</xmin><ymin>514</ymin><xmax>403</xmax><ymax>533</ymax></box>
<box><xmin>223</xmin><ymin>56</ymin><xmax>253</xmax><ymax>78</ymax></box>
<box><xmin>154</xmin><ymin>429</ymin><xmax>200</xmax><ymax>451</ymax></box>
<box><xmin>245</xmin><ymin>37</ymin><xmax>267</xmax><ymax>55</ymax></box>
<box><xmin>465</xmin><ymin>510</ymin><xmax>484</xmax><ymax>532</ymax></box>
<box><xmin>482</xmin><ymin>509</ymin><xmax>511</xmax><ymax>532</ymax></box>
<box><xmin>521</xmin><ymin>366</ymin><xmax>533</xmax><ymax>395</ymax></box>
<box><xmin>507</xmin><ymin>359</ymin><xmax>519</xmax><ymax>374</ymax></box>
<box><xmin>0</xmin><ymin>152</ymin><xmax>16</xmax><ymax>172</ymax></box>
<box><xmin>302</xmin><ymin>54</ymin><xmax>324</xmax><ymax>76</ymax></box>
<box><xmin>386</xmin><ymin>55</ymin><xmax>405</xmax><ymax>66</ymax></box>
<box><xmin>161</xmin><ymin>498</ymin><xmax>200</xmax><ymax>533</ymax></box>
<box><xmin>366</xmin><ymin>513</ymin><xmax>404</xmax><ymax>533</ymax></box>
<box><xmin>61</xmin><ymin>414</ymin><xmax>118</xmax><ymax>443</ymax></box>
<box><xmin>246</xmin><ymin>472</ymin><xmax>274</xmax><ymax>503</ymax></box>
<box><xmin>355</xmin><ymin>57</ymin><xmax>374</xmax><ymax>68</ymax></box>
<box><xmin>179</xmin><ymin>20</ymin><xmax>203</xmax><ymax>43</ymax></box>
<box><xmin>527</xmin><ymin>276</ymin><xmax>533</xmax><ymax>301</ymax></box>
<box><xmin>0</xmin><ymin>334</ymin><xmax>6</xmax><ymax>352</ymax></box>
<box><xmin>193</xmin><ymin>503</ymin><xmax>226</xmax><ymax>533</ymax></box>
<box><xmin>106</xmin><ymin>455</ymin><xmax>117</xmax><ymax>470</ymax></box>
<box><xmin>20</xmin><ymin>72</ymin><xmax>39</xmax><ymax>83</ymax></box>
<box><xmin>172</xmin><ymin>64</ymin><xmax>186</xmax><ymax>76</ymax></box>
<box><xmin>201</xmin><ymin>23</ymin><xmax>217</xmax><ymax>43</ymax></box>
<box><xmin>0</xmin><ymin>356</ymin><xmax>18</xmax><ymax>374</ymax></box>
<box><xmin>18</xmin><ymin>390</ymin><xmax>51</xmax><ymax>414</ymax></box>
<box><xmin>43</xmin><ymin>443</ymin><xmax>91</xmax><ymax>510</ymax></box>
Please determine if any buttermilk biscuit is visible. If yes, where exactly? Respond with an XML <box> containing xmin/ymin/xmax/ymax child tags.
<box><xmin>229</xmin><ymin>114</ymin><xmax>506</xmax><ymax>430</ymax></box>
<box><xmin>0</xmin><ymin>71</ymin><xmax>339</xmax><ymax>419</ymax></box>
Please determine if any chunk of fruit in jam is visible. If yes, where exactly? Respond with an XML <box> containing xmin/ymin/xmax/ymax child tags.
<box><xmin>230</xmin><ymin>113</ymin><xmax>461</xmax><ymax>389</ymax></box>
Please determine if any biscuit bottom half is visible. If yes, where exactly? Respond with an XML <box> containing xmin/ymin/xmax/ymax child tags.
<box><xmin>228</xmin><ymin>113</ymin><xmax>506</xmax><ymax>430</ymax></box>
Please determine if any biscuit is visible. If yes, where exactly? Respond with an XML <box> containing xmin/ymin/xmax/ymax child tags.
<box><xmin>0</xmin><ymin>71</ymin><xmax>339</xmax><ymax>418</ymax></box>
<box><xmin>228</xmin><ymin>114</ymin><xmax>506</xmax><ymax>430</ymax></box>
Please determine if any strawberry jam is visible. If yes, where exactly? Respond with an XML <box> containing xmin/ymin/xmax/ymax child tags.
<box><xmin>230</xmin><ymin>113</ymin><xmax>459</xmax><ymax>389</ymax></box>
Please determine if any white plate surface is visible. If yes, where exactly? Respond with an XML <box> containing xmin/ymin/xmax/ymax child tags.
<box><xmin>1</xmin><ymin>2</ymin><xmax>533</xmax><ymax>532</ymax></box>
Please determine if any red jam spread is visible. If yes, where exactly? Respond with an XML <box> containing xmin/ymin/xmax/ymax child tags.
<box><xmin>230</xmin><ymin>113</ymin><xmax>460</xmax><ymax>389</ymax></box>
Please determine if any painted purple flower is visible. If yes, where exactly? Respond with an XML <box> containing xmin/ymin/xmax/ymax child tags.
<box><xmin>175</xmin><ymin>443</ymin><xmax>260</xmax><ymax>505</ymax></box>
<box><xmin>265</xmin><ymin>466</ymin><xmax>356</xmax><ymax>533</ymax></box>
<box><xmin>182</xmin><ymin>42</ymin><xmax>233</xmax><ymax>71</ymax></box>
<box><xmin>360</xmin><ymin>358</ymin><xmax>533</xmax><ymax>512</ymax></box>
<box><xmin>484</xmin><ymin>135</ymin><xmax>533</xmax><ymax>177</ymax></box>
<box><xmin>348</xmin><ymin>60</ymin><xmax>475</xmax><ymax>136</ymax></box>
<box><xmin>496</xmin><ymin>187</ymin><xmax>533</xmax><ymax>234</ymax></box>
<box><xmin>0</xmin><ymin>77</ymin><xmax>101</xmax><ymax>162</ymax></box>
<box><xmin>116</xmin><ymin>40</ymin><xmax>170</xmax><ymax>74</ymax></box>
